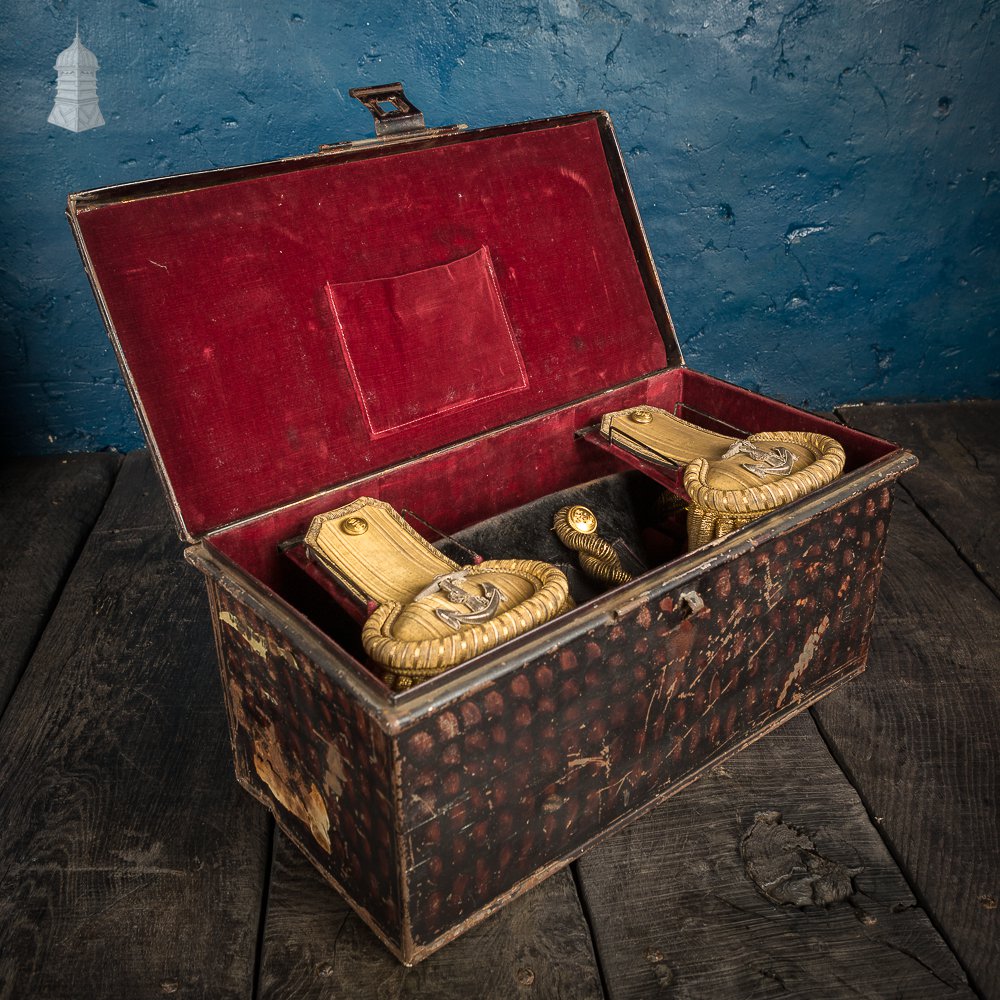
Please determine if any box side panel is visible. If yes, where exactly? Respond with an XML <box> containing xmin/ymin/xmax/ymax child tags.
<box><xmin>206</xmin><ymin>582</ymin><xmax>401</xmax><ymax>945</ymax></box>
<box><xmin>397</xmin><ymin>483</ymin><xmax>896</xmax><ymax>947</ymax></box>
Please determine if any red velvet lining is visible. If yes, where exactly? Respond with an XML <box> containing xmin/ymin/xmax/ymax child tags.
<box><xmin>208</xmin><ymin>369</ymin><xmax>897</xmax><ymax>619</ymax></box>
<box><xmin>75</xmin><ymin>118</ymin><xmax>667</xmax><ymax>537</ymax></box>
<box><xmin>326</xmin><ymin>247</ymin><xmax>527</xmax><ymax>438</ymax></box>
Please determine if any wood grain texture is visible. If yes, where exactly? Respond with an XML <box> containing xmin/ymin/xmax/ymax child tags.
<box><xmin>811</xmin><ymin>490</ymin><xmax>1000</xmax><ymax>997</ymax></box>
<box><xmin>574</xmin><ymin>711</ymin><xmax>974</xmax><ymax>999</ymax></box>
<box><xmin>0</xmin><ymin>451</ymin><xmax>271</xmax><ymax>1000</ymax></box>
<box><xmin>0</xmin><ymin>453</ymin><xmax>121</xmax><ymax>714</ymax></box>
<box><xmin>257</xmin><ymin>831</ymin><xmax>604</xmax><ymax>1000</ymax></box>
<box><xmin>838</xmin><ymin>400</ymin><xmax>1000</xmax><ymax>595</ymax></box>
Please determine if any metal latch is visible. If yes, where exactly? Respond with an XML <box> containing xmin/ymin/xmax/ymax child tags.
<box><xmin>678</xmin><ymin>589</ymin><xmax>706</xmax><ymax>616</ymax></box>
<box><xmin>349</xmin><ymin>83</ymin><xmax>426</xmax><ymax>137</ymax></box>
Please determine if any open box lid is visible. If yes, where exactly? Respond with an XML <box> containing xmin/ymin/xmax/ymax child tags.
<box><xmin>69</xmin><ymin>84</ymin><xmax>682</xmax><ymax>542</ymax></box>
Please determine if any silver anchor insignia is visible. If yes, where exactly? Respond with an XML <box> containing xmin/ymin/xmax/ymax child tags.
<box><xmin>721</xmin><ymin>439</ymin><xmax>795</xmax><ymax>479</ymax></box>
<box><xmin>416</xmin><ymin>571</ymin><xmax>504</xmax><ymax>630</ymax></box>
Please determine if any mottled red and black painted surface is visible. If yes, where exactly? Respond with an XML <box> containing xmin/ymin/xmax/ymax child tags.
<box><xmin>396</xmin><ymin>486</ymin><xmax>894</xmax><ymax>944</ymax></box>
<box><xmin>201</xmin><ymin>480</ymin><xmax>897</xmax><ymax>962</ymax></box>
<box><xmin>211</xmin><ymin>586</ymin><xmax>400</xmax><ymax>939</ymax></box>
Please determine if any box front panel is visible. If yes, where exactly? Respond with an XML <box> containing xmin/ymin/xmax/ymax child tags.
<box><xmin>208</xmin><ymin>584</ymin><xmax>401</xmax><ymax>944</ymax></box>
<box><xmin>396</xmin><ymin>483</ymin><xmax>895</xmax><ymax>946</ymax></box>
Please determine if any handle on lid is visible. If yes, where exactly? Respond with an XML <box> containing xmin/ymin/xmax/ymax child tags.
<box><xmin>349</xmin><ymin>83</ymin><xmax>426</xmax><ymax>137</ymax></box>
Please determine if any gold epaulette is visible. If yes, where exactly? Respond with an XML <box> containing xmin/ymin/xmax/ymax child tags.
<box><xmin>600</xmin><ymin>406</ymin><xmax>846</xmax><ymax>547</ymax></box>
<box><xmin>305</xmin><ymin>498</ymin><xmax>571</xmax><ymax>689</ymax></box>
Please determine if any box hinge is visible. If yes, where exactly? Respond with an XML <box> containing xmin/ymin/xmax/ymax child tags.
<box><xmin>319</xmin><ymin>82</ymin><xmax>467</xmax><ymax>153</ymax></box>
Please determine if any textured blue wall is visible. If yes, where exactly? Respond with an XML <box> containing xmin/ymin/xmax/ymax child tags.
<box><xmin>1</xmin><ymin>0</ymin><xmax>997</xmax><ymax>455</ymax></box>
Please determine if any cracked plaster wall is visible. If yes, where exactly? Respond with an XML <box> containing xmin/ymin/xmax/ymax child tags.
<box><xmin>1</xmin><ymin>0</ymin><xmax>997</xmax><ymax>454</ymax></box>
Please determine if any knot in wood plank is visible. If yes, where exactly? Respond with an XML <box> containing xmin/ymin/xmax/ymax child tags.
<box><xmin>740</xmin><ymin>810</ymin><xmax>860</xmax><ymax>907</ymax></box>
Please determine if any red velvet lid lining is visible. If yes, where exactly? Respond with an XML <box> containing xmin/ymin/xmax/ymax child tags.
<box><xmin>326</xmin><ymin>246</ymin><xmax>529</xmax><ymax>438</ymax></box>
<box><xmin>73</xmin><ymin>115</ymin><xmax>673</xmax><ymax>537</ymax></box>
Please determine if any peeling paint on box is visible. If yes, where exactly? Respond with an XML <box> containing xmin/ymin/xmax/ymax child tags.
<box><xmin>777</xmin><ymin>614</ymin><xmax>831</xmax><ymax>707</ymax></box>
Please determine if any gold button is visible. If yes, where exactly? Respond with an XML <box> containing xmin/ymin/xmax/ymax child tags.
<box><xmin>340</xmin><ymin>516</ymin><xmax>369</xmax><ymax>536</ymax></box>
<box><xmin>566</xmin><ymin>505</ymin><xmax>598</xmax><ymax>535</ymax></box>
<box><xmin>628</xmin><ymin>408</ymin><xmax>653</xmax><ymax>424</ymax></box>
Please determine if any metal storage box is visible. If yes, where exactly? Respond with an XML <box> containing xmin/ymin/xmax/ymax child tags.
<box><xmin>69</xmin><ymin>87</ymin><xmax>916</xmax><ymax>964</ymax></box>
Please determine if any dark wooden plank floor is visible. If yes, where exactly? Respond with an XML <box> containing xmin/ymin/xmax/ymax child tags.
<box><xmin>0</xmin><ymin>401</ymin><xmax>996</xmax><ymax>1000</ymax></box>
<box><xmin>575</xmin><ymin>710</ymin><xmax>975</xmax><ymax>999</ymax></box>
<box><xmin>0</xmin><ymin>453</ymin><xmax>120</xmax><ymax>714</ymax></box>
<box><xmin>257</xmin><ymin>833</ymin><xmax>604</xmax><ymax>1000</ymax></box>
<box><xmin>817</xmin><ymin>400</ymin><xmax>1000</xmax><ymax>997</ymax></box>
<box><xmin>838</xmin><ymin>401</ymin><xmax>999</xmax><ymax>597</ymax></box>
<box><xmin>0</xmin><ymin>454</ymin><xmax>271</xmax><ymax>1000</ymax></box>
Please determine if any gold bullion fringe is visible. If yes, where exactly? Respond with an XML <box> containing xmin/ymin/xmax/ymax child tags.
<box><xmin>683</xmin><ymin>430</ymin><xmax>846</xmax><ymax>547</ymax></box>
<box><xmin>362</xmin><ymin>559</ymin><xmax>572</xmax><ymax>690</ymax></box>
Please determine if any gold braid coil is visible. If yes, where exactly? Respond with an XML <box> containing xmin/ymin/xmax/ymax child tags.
<box><xmin>683</xmin><ymin>430</ymin><xmax>846</xmax><ymax>547</ymax></box>
<box><xmin>552</xmin><ymin>506</ymin><xmax>634</xmax><ymax>586</ymax></box>
<box><xmin>362</xmin><ymin>558</ymin><xmax>572</xmax><ymax>690</ymax></box>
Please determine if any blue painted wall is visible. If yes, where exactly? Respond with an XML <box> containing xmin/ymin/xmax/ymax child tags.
<box><xmin>1</xmin><ymin>0</ymin><xmax>997</xmax><ymax>455</ymax></box>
